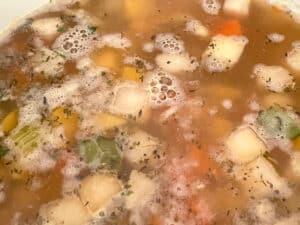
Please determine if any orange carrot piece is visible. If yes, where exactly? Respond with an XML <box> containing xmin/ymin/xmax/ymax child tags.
<box><xmin>217</xmin><ymin>19</ymin><xmax>242</xmax><ymax>36</ymax></box>
<box><xmin>148</xmin><ymin>215</ymin><xmax>163</xmax><ymax>225</ymax></box>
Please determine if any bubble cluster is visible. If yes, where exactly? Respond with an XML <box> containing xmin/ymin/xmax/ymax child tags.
<box><xmin>144</xmin><ymin>70</ymin><xmax>185</xmax><ymax>107</ymax></box>
<box><xmin>200</xmin><ymin>0</ymin><xmax>221</xmax><ymax>15</ymax></box>
<box><xmin>52</xmin><ymin>25</ymin><xmax>99</xmax><ymax>60</ymax></box>
<box><xmin>154</xmin><ymin>33</ymin><xmax>185</xmax><ymax>54</ymax></box>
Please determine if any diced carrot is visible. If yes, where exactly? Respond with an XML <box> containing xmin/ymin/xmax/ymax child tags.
<box><xmin>216</xmin><ymin>19</ymin><xmax>242</xmax><ymax>36</ymax></box>
<box><xmin>147</xmin><ymin>215</ymin><xmax>163</xmax><ymax>225</ymax></box>
<box><xmin>55</xmin><ymin>159</ymin><xmax>66</xmax><ymax>170</ymax></box>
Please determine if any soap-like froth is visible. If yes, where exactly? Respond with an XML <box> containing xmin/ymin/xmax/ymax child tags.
<box><xmin>52</xmin><ymin>25</ymin><xmax>99</xmax><ymax>60</ymax></box>
<box><xmin>143</xmin><ymin>70</ymin><xmax>185</xmax><ymax>107</ymax></box>
<box><xmin>200</xmin><ymin>0</ymin><xmax>221</xmax><ymax>15</ymax></box>
<box><xmin>154</xmin><ymin>33</ymin><xmax>185</xmax><ymax>54</ymax></box>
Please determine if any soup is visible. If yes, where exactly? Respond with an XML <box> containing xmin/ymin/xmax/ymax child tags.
<box><xmin>1</xmin><ymin>0</ymin><xmax>300</xmax><ymax>224</ymax></box>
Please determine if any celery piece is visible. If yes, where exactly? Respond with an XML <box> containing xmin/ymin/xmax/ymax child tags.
<box><xmin>12</xmin><ymin>126</ymin><xmax>40</xmax><ymax>154</ymax></box>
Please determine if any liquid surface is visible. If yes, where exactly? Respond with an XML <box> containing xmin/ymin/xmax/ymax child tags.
<box><xmin>0</xmin><ymin>0</ymin><xmax>300</xmax><ymax>225</ymax></box>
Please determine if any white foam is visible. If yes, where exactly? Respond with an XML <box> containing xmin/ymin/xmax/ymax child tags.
<box><xmin>267</xmin><ymin>33</ymin><xmax>285</xmax><ymax>43</ymax></box>
<box><xmin>124</xmin><ymin>55</ymin><xmax>154</xmax><ymax>70</ymax></box>
<box><xmin>98</xmin><ymin>33</ymin><xmax>132</xmax><ymax>49</ymax></box>
<box><xmin>185</xmin><ymin>19</ymin><xmax>209</xmax><ymax>37</ymax></box>
<box><xmin>155</xmin><ymin>52</ymin><xmax>199</xmax><ymax>74</ymax></box>
<box><xmin>143</xmin><ymin>42</ymin><xmax>155</xmax><ymax>53</ymax></box>
<box><xmin>52</xmin><ymin>25</ymin><xmax>99</xmax><ymax>60</ymax></box>
<box><xmin>200</xmin><ymin>0</ymin><xmax>222</xmax><ymax>15</ymax></box>
<box><xmin>30</xmin><ymin>47</ymin><xmax>66</xmax><ymax>78</ymax></box>
<box><xmin>222</xmin><ymin>99</ymin><xmax>233</xmax><ymax>109</ymax></box>
<box><xmin>143</xmin><ymin>70</ymin><xmax>185</xmax><ymax>107</ymax></box>
<box><xmin>154</xmin><ymin>33</ymin><xmax>185</xmax><ymax>54</ymax></box>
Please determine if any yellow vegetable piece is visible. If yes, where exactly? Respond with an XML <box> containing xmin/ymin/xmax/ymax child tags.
<box><xmin>125</xmin><ymin>0</ymin><xmax>153</xmax><ymax>20</ymax></box>
<box><xmin>293</xmin><ymin>136</ymin><xmax>300</xmax><ymax>150</ymax></box>
<box><xmin>94</xmin><ymin>113</ymin><xmax>127</xmax><ymax>130</ymax></box>
<box><xmin>121</xmin><ymin>66</ymin><xmax>142</xmax><ymax>82</ymax></box>
<box><xmin>91</xmin><ymin>48</ymin><xmax>123</xmax><ymax>74</ymax></box>
<box><xmin>50</xmin><ymin>107</ymin><xmax>79</xmax><ymax>142</ymax></box>
<box><xmin>1</xmin><ymin>110</ymin><xmax>18</xmax><ymax>134</ymax></box>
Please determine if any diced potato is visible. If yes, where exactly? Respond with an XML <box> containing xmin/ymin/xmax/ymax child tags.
<box><xmin>117</xmin><ymin>128</ymin><xmax>161</xmax><ymax>169</ymax></box>
<box><xmin>121</xmin><ymin>66</ymin><xmax>142</xmax><ymax>81</ymax></box>
<box><xmin>1</xmin><ymin>110</ymin><xmax>18</xmax><ymax>134</ymax></box>
<box><xmin>155</xmin><ymin>53</ymin><xmax>199</xmax><ymax>74</ymax></box>
<box><xmin>109</xmin><ymin>81</ymin><xmax>148</xmax><ymax>119</ymax></box>
<box><xmin>125</xmin><ymin>170</ymin><xmax>157</xmax><ymax>210</ymax></box>
<box><xmin>286</xmin><ymin>41</ymin><xmax>300</xmax><ymax>72</ymax></box>
<box><xmin>79</xmin><ymin>173</ymin><xmax>121</xmax><ymax>213</ymax></box>
<box><xmin>226</xmin><ymin>127</ymin><xmax>267</xmax><ymax>164</ymax></box>
<box><xmin>31</xmin><ymin>17</ymin><xmax>63</xmax><ymax>41</ymax></box>
<box><xmin>50</xmin><ymin>107</ymin><xmax>79</xmax><ymax>141</ymax></box>
<box><xmin>185</xmin><ymin>19</ymin><xmax>210</xmax><ymax>38</ymax></box>
<box><xmin>254</xmin><ymin>64</ymin><xmax>295</xmax><ymax>93</ymax></box>
<box><xmin>202</xmin><ymin>35</ymin><xmax>249</xmax><ymax>73</ymax></box>
<box><xmin>91</xmin><ymin>47</ymin><xmax>123</xmax><ymax>73</ymax></box>
<box><xmin>235</xmin><ymin>157</ymin><xmax>292</xmax><ymax>198</ymax></box>
<box><xmin>38</xmin><ymin>196</ymin><xmax>90</xmax><ymax>225</ymax></box>
<box><xmin>223</xmin><ymin>0</ymin><xmax>251</xmax><ymax>17</ymax></box>
<box><xmin>94</xmin><ymin>113</ymin><xmax>127</xmax><ymax>130</ymax></box>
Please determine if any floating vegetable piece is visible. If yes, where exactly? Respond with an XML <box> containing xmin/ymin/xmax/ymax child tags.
<box><xmin>12</xmin><ymin>126</ymin><xmax>40</xmax><ymax>155</ymax></box>
<box><xmin>50</xmin><ymin>107</ymin><xmax>79</xmax><ymax>142</ymax></box>
<box><xmin>76</xmin><ymin>136</ymin><xmax>121</xmax><ymax>170</ymax></box>
<box><xmin>257</xmin><ymin>105</ymin><xmax>300</xmax><ymax>140</ymax></box>
<box><xmin>121</xmin><ymin>66</ymin><xmax>142</xmax><ymax>81</ymax></box>
<box><xmin>1</xmin><ymin>110</ymin><xmax>18</xmax><ymax>134</ymax></box>
<box><xmin>94</xmin><ymin>113</ymin><xmax>127</xmax><ymax>130</ymax></box>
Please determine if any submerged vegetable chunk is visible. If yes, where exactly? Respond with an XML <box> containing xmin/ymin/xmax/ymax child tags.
<box><xmin>254</xmin><ymin>64</ymin><xmax>295</xmax><ymax>93</ymax></box>
<box><xmin>257</xmin><ymin>105</ymin><xmax>300</xmax><ymax>140</ymax></box>
<box><xmin>1</xmin><ymin>110</ymin><xmax>18</xmax><ymax>134</ymax></box>
<box><xmin>226</xmin><ymin>127</ymin><xmax>267</xmax><ymax>164</ymax></box>
<box><xmin>202</xmin><ymin>35</ymin><xmax>248</xmax><ymax>73</ymax></box>
<box><xmin>76</xmin><ymin>136</ymin><xmax>121</xmax><ymax>170</ymax></box>
<box><xmin>79</xmin><ymin>173</ymin><xmax>122</xmax><ymax>213</ymax></box>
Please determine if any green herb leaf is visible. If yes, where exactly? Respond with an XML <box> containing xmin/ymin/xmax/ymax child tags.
<box><xmin>257</xmin><ymin>105</ymin><xmax>300</xmax><ymax>140</ymax></box>
<box><xmin>88</xmin><ymin>26</ymin><xmax>97</xmax><ymax>33</ymax></box>
<box><xmin>56</xmin><ymin>25</ymin><xmax>66</xmax><ymax>33</ymax></box>
<box><xmin>76</xmin><ymin>136</ymin><xmax>121</xmax><ymax>170</ymax></box>
<box><xmin>0</xmin><ymin>145</ymin><xmax>9</xmax><ymax>158</ymax></box>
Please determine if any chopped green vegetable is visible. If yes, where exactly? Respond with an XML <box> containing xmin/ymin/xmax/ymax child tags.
<box><xmin>0</xmin><ymin>145</ymin><xmax>8</xmax><ymax>158</ymax></box>
<box><xmin>88</xmin><ymin>26</ymin><xmax>97</xmax><ymax>33</ymax></box>
<box><xmin>56</xmin><ymin>25</ymin><xmax>66</xmax><ymax>33</ymax></box>
<box><xmin>12</xmin><ymin>126</ymin><xmax>40</xmax><ymax>155</ymax></box>
<box><xmin>76</xmin><ymin>136</ymin><xmax>121</xmax><ymax>170</ymax></box>
<box><xmin>257</xmin><ymin>105</ymin><xmax>300</xmax><ymax>140</ymax></box>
